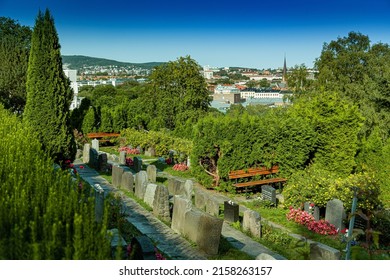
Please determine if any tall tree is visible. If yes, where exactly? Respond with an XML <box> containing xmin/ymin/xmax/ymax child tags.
<box><xmin>0</xmin><ymin>17</ymin><xmax>31</xmax><ymax>112</ymax></box>
<box><xmin>24</xmin><ymin>10</ymin><xmax>76</xmax><ymax>163</ymax></box>
<box><xmin>144</xmin><ymin>56</ymin><xmax>210</xmax><ymax>133</ymax></box>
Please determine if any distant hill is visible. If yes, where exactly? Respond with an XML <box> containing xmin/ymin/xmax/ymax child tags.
<box><xmin>61</xmin><ymin>55</ymin><xmax>164</xmax><ymax>70</ymax></box>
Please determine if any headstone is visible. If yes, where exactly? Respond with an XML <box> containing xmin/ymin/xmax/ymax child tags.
<box><xmin>119</xmin><ymin>151</ymin><xmax>126</xmax><ymax>165</ymax></box>
<box><xmin>93</xmin><ymin>183</ymin><xmax>104</xmax><ymax>223</ymax></box>
<box><xmin>112</xmin><ymin>165</ymin><xmax>124</xmax><ymax>188</ymax></box>
<box><xmin>224</xmin><ymin>200</ymin><xmax>239</xmax><ymax>223</ymax></box>
<box><xmin>89</xmin><ymin>148</ymin><xmax>99</xmax><ymax>169</ymax></box>
<box><xmin>325</xmin><ymin>199</ymin><xmax>345</xmax><ymax>231</ymax></box>
<box><xmin>181</xmin><ymin>180</ymin><xmax>193</xmax><ymax>200</ymax></box>
<box><xmin>83</xmin><ymin>143</ymin><xmax>90</xmax><ymax>164</ymax></box>
<box><xmin>153</xmin><ymin>185</ymin><xmax>171</xmax><ymax>223</ymax></box>
<box><xmin>206</xmin><ymin>198</ymin><xmax>220</xmax><ymax>217</ymax></box>
<box><xmin>121</xmin><ymin>172</ymin><xmax>134</xmax><ymax>193</ymax></box>
<box><xmin>133</xmin><ymin>156</ymin><xmax>142</xmax><ymax>173</ymax></box>
<box><xmin>183</xmin><ymin>209</ymin><xmax>223</xmax><ymax>256</ymax></box>
<box><xmin>92</xmin><ymin>138</ymin><xmax>99</xmax><ymax>152</ymax></box>
<box><xmin>134</xmin><ymin>171</ymin><xmax>148</xmax><ymax>199</ymax></box>
<box><xmin>255</xmin><ymin>253</ymin><xmax>277</xmax><ymax>260</ymax></box>
<box><xmin>98</xmin><ymin>153</ymin><xmax>108</xmax><ymax>172</ymax></box>
<box><xmin>167</xmin><ymin>178</ymin><xmax>185</xmax><ymax>195</ymax></box>
<box><xmin>309</xmin><ymin>242</ymin><xmax>341</xmax><ymax>260</ymax></box>
<box><xmin>354</xmin><ymin>214</ymin><xmax>367</xmax><ymax>230</ymax></box>
<box><xmin>146</xmin><ymin>165</ymin><xmax>157</xmax><ymax>183</ymax></box>
<box><xmin>171</xmin><ymin>195</ymin><xmax>192</xmax><ymax>234</ymax></box>
<box><xmin>304</xmin><ymin>202</ymin><xmax>319</xmax><ymax>220</ymax></box>
<box><xmin>145</xmin><ymin>147</ymin><xmax>156</xmax><ymax>157</ymax></box>
<box><xmin>143</xmin><ymin>183</ymin><xmax>158</xmax><ymax>208</ymax></box>
<box><xmin>261</xmin><ymin>185</ymin><xmax>276</xmax><ymax>205</ymax></box>
<box><xmin>194</xmin><ymin>188</ymin><xmax>207</xmax><ymax>211</ymax></box>
<box><xmin>243</xmin><ymin>209</ymin><xmax>261</xmax><ymax>238</ymax></box>
<box><xmin>75</xmin><ymin>149</ymin><xmax>83</xmax><ymax>159</ymax></box>
<box><xmin>186</xmin><ymin>156</ymin><xmax>191</xmax><ymax>167</ymax></box>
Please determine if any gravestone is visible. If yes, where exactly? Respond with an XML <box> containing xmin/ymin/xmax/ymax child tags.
<box><xmin>143</xmin><ymin>183</ymin><xmax>158</xmax><ymax>208</ymax></box>
<box><xmin>309</xmin><ymin>242</ymin><xmax>341</xmax><ymax>260</ymax></box>
<box><xmin>93</xmin><ymin>184</ymin><xmax>105</xmax><ymax>223</ymax></box>
<box><xmin>112</xmin><ymin>165</ymin><xmax>124</xmax><ymax>188</ymax></box>
<box><xmin>194</xmin><ymin>188</ymin><xmax>207</xmax><ymax>211</ymax></box>
<box><xmin>354</xmin><ymin>214</ymin><xmax>367</xmax><ymax>230</ymax></box>
<box><xmin>75</xmin><ymin>149</ymin><xmax>83</xmax><ymax>159</ymax></box>
<box><xmin>171</xmin><ymin>195</ymin><xmax>192</xmax><ymax>234</ymax></box>
<box><xmin>167</xmin><ymin>178</ymin><xmax>185</xmax><ymax>195</ymax></box>
<box><xmin>243</xmin><ymin>209</ymin><xmax>261</xmax><ymax>237</ymax></box>
<box><xmin>224</xmin><ymin>200</ymin><xmax>239</xmax><ymax>223</ymax></box>
<box><xmin>119</xmin><ymin>151</ymin><xmax>126</xmax><ymax>165</ymax></box>
<box><xmin>98</xmin><ymin>153</ymin><xmax>108</xmax><ymax>172</ymax></box>
<box><xmin>89</xmin><ymin>148</ymin><xmax>99</xmax><ymax>169</ymax></box>
<box><xmin>325</xmin><ymin>199</ymin><xmax>345</xmax><ymax>231</ymax></box>
<box><xmin>133</xmin><ymin>156</ymin><xmax>142</xmax><ymax>173</ymax></box>
<box><xmin>135</xmin><ymin>171</ymin><xmax>148</xmax><ymax>199</ymax></box>
<box><xmin>83</xmin><ymin>143</ymin><xmax>90</xmax><ymax>164</ymax></box>
<box><xmin>92</xmin><ymin>138</ymin><xmax>99</xmax><ymax>152</ymax></box>
<box><xmin>146</xmin><ymin>165</ymin><xmax>157</xmax><ymax>183</ymax></box>
<box><xmin>261</xmin><ymin>185</ymin><xmax>276</xmax><ymax>205</ymax></box>
<box><xmin>121</xmin><ymin>171</ymin><xmax>134</xmax><ymax>193</ymax></box>
<box><xmin>153</xmin><ymin>185</ymin><xmax>171</xmax><ymax>223</ymax></box>
<box><xmin>187</xmin><ymin>157</ymin><xmax>191</xmax><ymax>168</ymax></box>
<box><xmin>205</xmin><ymin>198</ymin><xmax>220</xmax><ymax>217</ymax></box>
<box><xmin>145</xmin><ymin>147</ymin><xmax>156</xmax><ymax>157</ymax></box>
<box><xmin>181</xmin><ymin>180</ymin><xmax>193</xmax><ymax>200</ymax></box>
<box><xmin>184</xmin><ymin>209</ymin><xmax>223</xmax><ymax>256</ymax></box>
<box><xmin>304</xmin><ymin>202</ymin><xmax>320</xmax><ymax>221</ymax></box>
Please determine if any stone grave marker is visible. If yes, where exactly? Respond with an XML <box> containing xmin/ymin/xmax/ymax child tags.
<box><xmin>145</xmin><ymin>147</ymin><xmax>156</xmax><ymax>157</ymax></box>
<box><xmin>98</xmin><ymin>153</ymin><xmax>108</xmax><ymax>172</ymax></box>
<box><xmin>135</xmin><ymin>171</ymin><xmax>148</xmax><ymax>199</ymax></box>
<box><xmin>171</xmin><ymin>195</ymin><xmax>192</xmax><ymax>234</ymax></box>
<box><xmin>112</xmin><ymin>165</ymin><xmax>124</xmax><ymax>188</ymax></box>
<box><xmin>83</xmin><ymin>143</ymin><xmax>90</xmax><ymax>164</ymax></box>
<box><xmin>92</xmin><ymin>138</ymin><xmax>99</xmax><ymax>152</ymax></box>
<box><xmin>146</xmin><ymin>164</ymin><xmax>157</xmax><ymax>183</ymax></box>
<box><xmin>133</xmin><ymin>156</ymin><xmax>143</xmax><ymax>173</ymax></box>
<box><xmin>325</xmin><ymin>199</ymin><xmax>345</xmax><ymax>231</ymax></box>
<box><xmin>205</xmin><ymin>198</ymin><xmax>220</xmax><ymax>217</ymax></box>
<box><xmin>224</xmin><ymin>200</ymin><xmax>239</xmax><ymax>223</ymax></box>
<box><xmin>167</xmin><ymin>178</ymin><xmax>184</xmax><ymax>196</ymax></box>
<box><xmin>243</xmin><ymin>209</ymin><xmax>261</xmax><ymax>237</ymax></box>
<box><xmin>121</xmin><ymin>171</ymin><xmax>134</xmax><ymax>193</ymax></box>
<box><xmin>153</xmin><ymin>185</ymin><xmax>171</xmax><ymax>223</ymax></box>
<box><xmin>261</xmin><ymin>185</ymin><xmax>276</xmax><ymax>205</ymax></box>
<box><xmin>182</xmin><ymin>180</ymin><xmax>193</xmax><ymax>200</ymax></box>
<box><xmin>304</xmin><ymin>202</ymin><xmax>320</xmax><ymax>221</ymax></box>
<box><xmin>119</xmin><ymin>151</ymin><xmax>126</xmax><ymax>165</ymax></box>
<box><xmin>93</xmin><ymin>183</ymin><xmax>105</xmax><ymax>223</ymax></box>
<box><xmin>143</xmin><ymin>183</ymin><xmax>158</xmax><ymax>208</ymax></box>
<box><xmin>89</xmin><ymin>148</ymin><xmax>99</xmax><ymax>169</ymax></box>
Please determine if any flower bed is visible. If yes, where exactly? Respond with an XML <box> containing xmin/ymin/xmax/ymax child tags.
<box><xmin>119</xmin><ymin>146</ymin><xmax>140</xmax><ymax>155</ymax></box>
<box><xmin>287</xmin><ymin>207</ymin><xmax>338</xmax><ymax>235</ymax></box>
<box><xmin>173</xmin><ymin>163</ymin><xmax>188</xmax><ymax>171</ymax></box>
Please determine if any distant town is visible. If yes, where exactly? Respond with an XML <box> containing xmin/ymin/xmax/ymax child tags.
<box><xmin>63</xmin><ymin>55</ymin><xmax>318</xmax><ymax>112</ymax></box>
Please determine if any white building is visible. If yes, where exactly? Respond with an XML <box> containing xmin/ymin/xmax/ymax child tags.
<box><xmin>63</xmin><ymin>68</ymin><xmax>83</xmax><ymax>110</ymax></box>
<box><xmin>240</xmin><ymin>89</ymin><xmax>284</xmax><ymax>99</ymax></box>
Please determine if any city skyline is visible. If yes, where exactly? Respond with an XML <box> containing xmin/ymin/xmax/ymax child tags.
<box><xmin>1</xmin><ymin>0</ymin><xmax>390</xmax><ymax>69</ymax></box>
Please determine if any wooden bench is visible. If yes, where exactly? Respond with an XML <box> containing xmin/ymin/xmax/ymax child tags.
<box><xmin>87</xmin><ymin>132</ymin><xmax>120</xmax><ymax>142</ymax></box>
<box><xmin>228</xmin><ymin>165</ymin><xmax>287</xmax><ymax>192</ymax></box>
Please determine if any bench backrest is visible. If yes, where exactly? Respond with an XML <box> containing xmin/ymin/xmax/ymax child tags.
<box><xmin>87</xmin><ymin>132</ymin><xmax>120</xmax><ymax>139</ymax></box>
<box><xmin>228</xmin><ymin>166</ymin><xmax>279</xmax><ymax>179</ymax></box>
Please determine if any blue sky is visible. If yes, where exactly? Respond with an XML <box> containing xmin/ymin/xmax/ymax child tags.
<box><xmin>1</xmin><ymin>0</ymin><xmax>390</xmax><ymax>69</ymax></box>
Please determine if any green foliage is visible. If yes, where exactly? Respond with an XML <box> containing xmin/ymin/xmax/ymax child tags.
<box><xmin>0</xmin><ymin>105</ymin><xmax>111</xmax><ymax>259</ymax></box>
<box><xmin>142</xmin><ymin>56</ymin><xmax>210</xmax><ymax>133</ymax></box>
<box><xmin>23</xmin><ymin>9</ymin><xmax>76</xmax><ymax>163</ymax></box>
<box><xmin>0</xmin><ymin>17</ymin><xmax>32</xmax><ymax>112</ymax></box>
<box><xmin>81</xmin><ymin>106</ymin><xmax>98</xmax><ymax>134</ymax></box>
<box><xmin>283</xmin><ymin>165</ymin><xmax>381</xmax><ymax>211</ymax></box>
<box><xmin>191</xmin><ymin>108</ymin><xmax>316</xmax><ymax>188</ymax></box>
<box><xmin>120</xmin><ymin>128</ymin><xmax>192</xmax><ymax>158</ymax></box>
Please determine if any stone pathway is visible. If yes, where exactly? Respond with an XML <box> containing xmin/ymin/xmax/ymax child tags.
<box><xmin>74</xmin><ymin>160</ymin><xmax>286</xmax><ymax>260</ymax></box>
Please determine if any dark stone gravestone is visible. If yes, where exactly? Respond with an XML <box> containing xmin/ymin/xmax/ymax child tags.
<box><xmin>98</xmin><ymin>153</ymin><xmax>108</xmax><ymax>172</ymax></box>
<box><xmin>261</xmin><ymin>185</ymin><xmax>276</xmax><ymax>205</ymax></box>
<box><xmin>304</xmin><ymin>201</ymin><xmax>320</xmax><ymax>221</ymax></box>
<box><xmin>224</xmin><ymin>200</ymin><xmax>239</xmax><ymax>223</ymax></box>
<box><xmin>89</xmin><ymin>148</ymin><xmax>99</xmax><ymax>169</ymax></box>
<box><xmin>354</xmin><ymin>214</ymin><xmax>367</xmax><ymax>230</ymax></box>
<box><xmin>133</xmin><ymin>156</ymin><xmax>142</xmax><ymax>173</ymax></box>
<box><xmin>325</xmin><ymin>199</ymin><xmax>345</xmax><ymax>231</ymax></box>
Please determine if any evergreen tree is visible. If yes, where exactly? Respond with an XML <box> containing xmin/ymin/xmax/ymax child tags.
<box><xmin>23</xmin><ymin>9</ymin><xmax>76</xmax><ymax>163</ymax></box>
<box><xmin>0</xmin><ymin>17</ymin><xmax>31</xmax><ymax>112</ymax></box>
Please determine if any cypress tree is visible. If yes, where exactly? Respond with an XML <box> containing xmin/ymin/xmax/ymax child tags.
<box><xmin>24</xmin><ymin>9</ymin><xmax>76</xmax><ymax>163</ymax></box>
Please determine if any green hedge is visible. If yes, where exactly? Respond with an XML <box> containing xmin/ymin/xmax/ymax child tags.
<box><xmin>0</xmin><ymin>105</ymin><xmax>111</xmax><ymax>259</ymax></box>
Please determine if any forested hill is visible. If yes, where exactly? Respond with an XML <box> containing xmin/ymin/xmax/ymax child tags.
<box><xmin>61</xmin><ymin>55</ymin><xmax>164</xmax><ymax>69</ymax></box>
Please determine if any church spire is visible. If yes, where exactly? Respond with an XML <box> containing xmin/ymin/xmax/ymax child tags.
<box><xmin>282</xmin><ymin>54</ymin><xmax>287</xmax><ymax>82</ymax></box>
